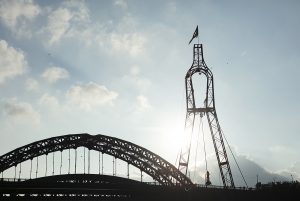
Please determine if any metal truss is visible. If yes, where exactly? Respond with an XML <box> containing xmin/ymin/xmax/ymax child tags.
<box><xmin>178</xmin><ymin>44</ymin><xmax>235</xmax><ymax>188</ymax></box>
<box><xmin>0</xmin><ymin>133</ymin><xmax>193</xmax><ymax>187</ymax></box>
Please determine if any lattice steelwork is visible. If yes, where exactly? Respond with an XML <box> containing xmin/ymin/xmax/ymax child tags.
<box><xmin>0</xmin><ymin>133</ymin><xmax>193</xmax><ymax>187</ymax></box>
<box><xmin>178</xmin><ymin>44</ymin><xmax>235</xmax><ymax>188</ymax></box>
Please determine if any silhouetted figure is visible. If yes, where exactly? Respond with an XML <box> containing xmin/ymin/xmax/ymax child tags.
<box><xmin>205</xmin><ymin>171</ymin><xmax>211</xmax><ymax>186</ymax></box>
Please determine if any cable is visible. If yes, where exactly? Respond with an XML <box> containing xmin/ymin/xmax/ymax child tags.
<box><xmin>88</xmin><ymin>149</ymin><xmax>90</xmax><ymax>174</ymax></box>
<box><xmin>221</xmin><ymin>128</ymin><xmax>248</xmax><ymax>188</ymax></box>
<box><xmin>30</xmin><ymin>159</ymin><xmax>32</xmax><ymax>179</ymax></box>
<box><xmin>115</xmin><ymin>157</ymin><xmax>117</xmax><ymax>176</ymax></box>
<box><xmin>68</xmin><ymin>149</ymin><xmax>70</xmax><ymax>174</ymax></box>
<box><xmin>14</xmin><ymin>165</ymin><xmax>16</xmax><ymax>181</ymax></box>
<box><xmin>19</xmin><ymin>163</ymin><xmax>21</xmax><ymax>180</ymax></box>
<box><xmin>75</xmin><ymin>148</ymin><xmax>77</xmax><ymax>174</ymax></box>
<box><xmin>99</xmin><ymin>151</ymin><xmax>101</xmax><ymax>174</ymax></box>
<box><xmin>175</xmin><ymin>78</ymin><xmax>187</xmax><ymax>167</ymax></box>
<box><xmin>193</xmin><ymin>116</ymin><xmax>201</xmax><ymax>181</ymax></box>
<box><xmin>36</xmin><ymin>157</ymin><xmax>38</xmax><ymax>178</ymax></box>
<box><xmin>101</xmin><ymin>152</ymin><xmax>103</xmax><ymax>175</ymax></box>
<box><xmin>52</xmin><ymin>152</ymin><xmax>55</xmax><ymax>175</ymax></box>
<box><xmin>202</xmin><ymin>117</ymin><xmax>208</xmax><ymax>172</ymax></box>
<box><xmin>127</xmin><ymin>163</ymin><xmax>129</xmax><ymax>178</ymax></box>
<box><xmin>74</xmin><ymin>147</ymin><xmax>77</xmax><ymax>174</ymax></box>
<box><xmin>60</xmin><ymin>151</ymin><xmax>62</xmax><ymax>175</ymax></box>
<box><xmin>201</xmin><ymin>115</ymin><xmax>210</xmax><ymax>186</ymax></box>
<box><xmin>45</xmin><ymin>154</ymin><xmax>48</xmax><ymax>177</ymax></box>
<box><xmin>84</xmin><ymin>148</ymin><xmax>86</xmax><ymax>174</ymax></box>
<box><xmin>113</xmin><ymin>157</ymin><xmax>115</xmax><ymax>176</ymax></box>
<box><xmin>185</xmin><ymin>113</ymin><xmax>196</xmax><ymax>176</ymax></box>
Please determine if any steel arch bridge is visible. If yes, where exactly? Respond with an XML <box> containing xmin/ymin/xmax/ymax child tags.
<box><xmin>0</xmin><ymin>133</ymin><xmax>193</xmax><ymax>187</ymax></box>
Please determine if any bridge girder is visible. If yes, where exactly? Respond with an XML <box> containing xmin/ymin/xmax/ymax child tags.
<box><xmin>0</xmin><ymin>133</ymin><xmax>193</xmax><ymax>187</ymax></box>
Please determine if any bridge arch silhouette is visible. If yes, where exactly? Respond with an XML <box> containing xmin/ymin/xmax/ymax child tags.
<box><xmin>0</xmin><ymin>133</ymin><xmax>193</xmax><ymax>187</ymax></box>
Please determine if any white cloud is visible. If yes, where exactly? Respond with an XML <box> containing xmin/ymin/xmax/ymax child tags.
<box><xmin>0</xmin><ymin>40</ymin><xmax>27</xmax><ymax>83</ymax></box>
<box><xmin>61</xmin><ymin>0</ymin><xmax>89</xmax><ymax>22</ymax></box>
<box><xmin>290</xmin><ymin>161</ymin><xmax>300</xmax><ymax>181</ymax></box>
<box><xmin>114</xmin><ymin>0</ymin><xmax>128</xmax><ymax>10</ymax></box>
<box><xmin>290</xmin><ymin>161</ymin><xmax>300</xmax><ymax>174</ymax></box>
<box><xmin>38</xmin><ymin>93</ymin><xmax>59</xmax><ymax>109</ymax></box>
<box><xmin>130</xmin><ymin>65</ymin><xmax>140</xmax><ymax>76</ymax></box>
<box><xmin>136</xmin><ymin>95</ymin><xmax>151</xmax><ymax>111</ymax></box>
<box><xmin>123</xmin><ymin>66</ymin><xmax>151</xmax><ymax>92</ymax></box>
<box><xmin>189</xmin><ymin>154</ymin><xmax>296</xmax><ymax>187</ymax></box>
<box><xmin>78</xmin><ymin>19</ymin><xmax>146</xmax><ymax>57</ymax></box>
<box><xmin>268</xmin><ymin>145</ymin><xmax>295</xmax><ymax>157</ymax></box>
<box><xmin>41</xmin><ymin>66</ymin><xmax>69</xmax><ymax>83</ymax></box>
<box><xmin>45</xmin><ymin>7</ymin><xmax>73</xmax><ymax>45</ymax></box>
<box><xmin>1</xmin><ymin>98</ymin><xmax>40</xmax><ymax>124</ymax></box>
<box><xmin>66</xmin><ymin>82</ymin><xmax>118</xmax><ymax>111</ymax></box>
<box><xmin>110</xmin><ymin>33</ymin><xmax>145</xmax><ymax>57</ymax></box>
<box><xmin>43</xmin><ymin>1</ymin><xmax>89</xmax><ymax>45</ymax></box>
<box><xmin>25</xmin><ymin>78</ymin><xmax>39</xmax><ymax>91</ymax></box>
<box><xmin>108</xmin><ymin>14</ymin><xmax>146</xmax><ymax>56</ymax></box>
<box><xmin>0</xmin><ymin>0</ymin><xmax>40</xmax><ymax>37</ymax></box>
<box><xmin>40</xmin><ymin>1</ymin><xmax>145</xmax><ymax>57</ymax></box>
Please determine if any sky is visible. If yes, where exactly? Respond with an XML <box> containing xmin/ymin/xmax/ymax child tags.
<box><xmin>0</xmin><ymin>0</ymin><xmax>300</xmax><ymax>187</ymax></box>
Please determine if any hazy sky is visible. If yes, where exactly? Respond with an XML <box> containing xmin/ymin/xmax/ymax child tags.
<box><xmin>0</xmin><ymin>0</ymin><xmax>299</xmax><ymax>187</ymax></box>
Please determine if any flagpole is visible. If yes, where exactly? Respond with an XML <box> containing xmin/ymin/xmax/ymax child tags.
<box><xmin>197</xmin><ymin>25</ymin><xmax>199</xmax><ymax>44</ymax></box>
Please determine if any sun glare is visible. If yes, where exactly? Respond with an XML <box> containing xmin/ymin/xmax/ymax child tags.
<box><xmin>159</xmin><ymin>117</ymin><xmax>186</xmax><ymax>163</ymax></box>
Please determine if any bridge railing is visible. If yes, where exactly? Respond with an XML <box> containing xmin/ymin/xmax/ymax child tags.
<box><xmin>0</xmin><ymin>178</ymin><xmax>28</xmax><ymax>182</ymax></box>
<box><xmin>195</xmin><ymin>183</ymin><xmax>253</xmax><ymax>190</ymax></box>
<box><xmin>145</xmin><ymin>181</ymin><xmax>253</xmax><ymax>190</ymax></box>
<box><xmin>1</xmin><ymin>177</ymin><xmax>253</xmax><ymax>191</ymax></box>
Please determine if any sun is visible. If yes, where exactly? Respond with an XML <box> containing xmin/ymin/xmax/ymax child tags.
<box><xmin>159</xmin><ymin>117</ymin><xmax>186</xmax><ymax>163</ymax></box>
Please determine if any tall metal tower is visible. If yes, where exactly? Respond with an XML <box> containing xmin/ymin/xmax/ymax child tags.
<box><xmin>178</xmin><ymin>44</ymin><xmax>235</xmax><ymax>188</ymax></box>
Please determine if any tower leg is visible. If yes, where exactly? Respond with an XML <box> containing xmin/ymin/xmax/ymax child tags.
<box><xmin>206</xmin><ymin>111</ymin><xmax>234</xmax><ymax>188</ymax></box>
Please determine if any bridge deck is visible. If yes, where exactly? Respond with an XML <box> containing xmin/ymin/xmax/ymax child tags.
<box><xmin>1</xmin><ymin>174</ymin><xmax>299</xmax><ymax>201</ymax></box>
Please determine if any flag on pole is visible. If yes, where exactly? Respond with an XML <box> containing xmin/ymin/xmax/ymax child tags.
<box><xmin>188</xmin><ymin>26</ymin><xmax>198</xmax><ymax>44</ymax></box>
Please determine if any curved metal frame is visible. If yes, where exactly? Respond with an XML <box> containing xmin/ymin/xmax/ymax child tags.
<box><xmin>0</xmin><ymin>133</ymin><xmax>193</xmax><ymax>187</ymax></box>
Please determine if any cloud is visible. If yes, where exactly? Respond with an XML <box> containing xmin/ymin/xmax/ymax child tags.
<box><xmin>135</xmin><ymin>95</ymin><xmax>151</xmax><ymax>112</ymax></box>
<box><xmin>83</xmin><ymin>17</ymin><xmax>146</xmax><ymax>57</ymax></box>
<box><xmin>290</xmin><ymin>161</ymin><xmax>300</xmax><ymax>174</ymax></box>
<box><xmin>0</xmin><ymin>0</ymin><xmax>40</xmax><ymax>37</ymax></box>
<box><xmin>40</xmin><ymin>1</ymin><xmax>145</xmax><ymax>57</ymax></box>
<box><xmin>1</xmin><ymin>98</ymin><xmax>40</xmax><ymax>124</ymax></box>
<box><xmin>114</xmin><ymin>0</ymin><xmax>128</xmax><ymax>10</ymax></box>
<box><xmin>38</xmin><ymin>93</ymin><xmax>59</xmax><ymax>109</ymax></box>
<box><xmin>130</xmin><ymin>65</ymin><xmax>140</xmax><ymax>76</ymax></box>
<box><xmin>66</xmin><ymin>82</ymin><xmax>118</xmax><ymax>111</ymax></box>
<box><xmin>110</xmin><ymin>33</ymin><xmax>145</xmax><ymax>57</ymax></box>
<box><xmin>42</xmin><ymin>1</ymin><xmax>89</xmax><ymax>45</ymax></box>
<box><xmin>189</xmin><ymin>154</ymin><xmax>297</xmax><ymax>187</ymax></box>
<box><xmin>25</xmin><ymin>78</ymin><xmax>39</xmax><ymax>91</ymax></box>
<box><xmin>41</xmin><ymin>66</ymin><xmax>69</xmax><ymax>83</ymax></box>
<box><xmin>290</xmin><ymin>161</ymin><xmax>300</xmax><ymax>181</ymax></box>
<box><xmin>122</xmin><ymin>65</ymin><xmax>151</xmax><ymax>92</ymax></box>
<box><xmin>268</xmin><ymin>145</ymin><xmax>293</xmax><ymax>155</ymax></box>
<box><xmin>0</xmin><ymin>40</ymin><xmax>27</xmax><ymax>83</ymax></box>
<box><xmin>45</xmin><ymin>7</ymin><xmax>73</xmax><ymax>45</ymax></box>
